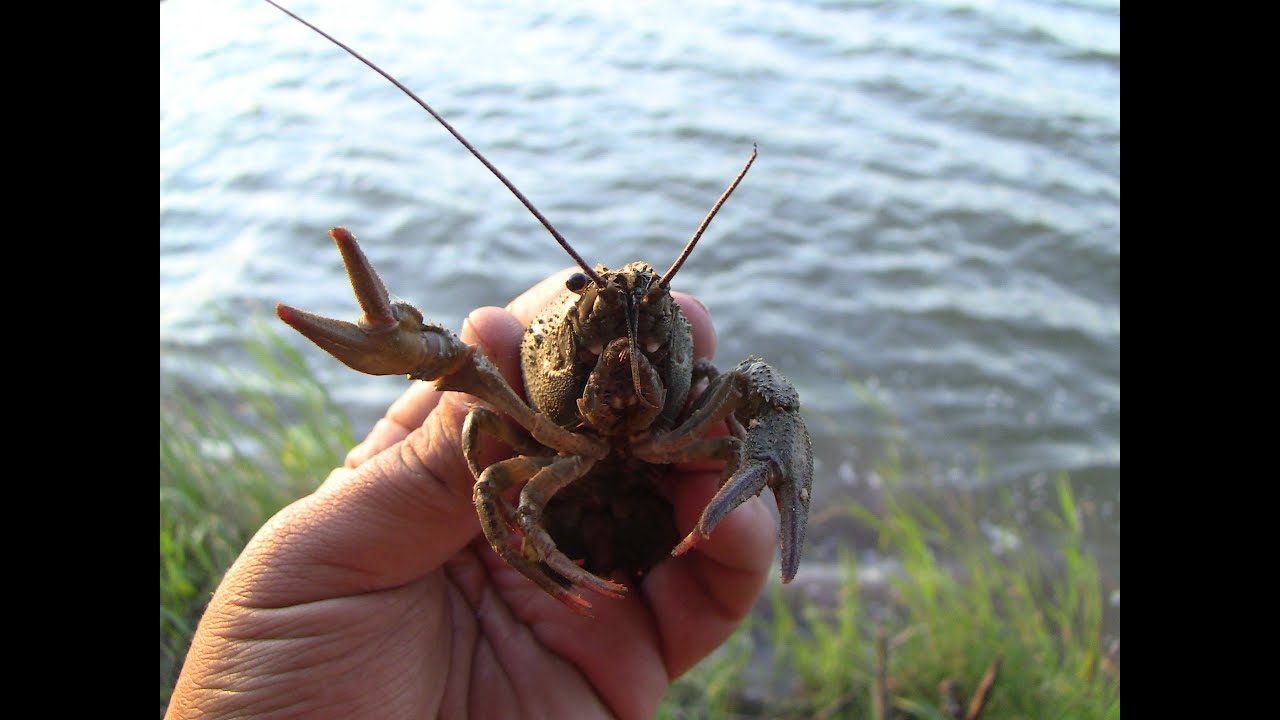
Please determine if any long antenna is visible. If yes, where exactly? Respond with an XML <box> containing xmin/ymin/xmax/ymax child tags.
<box><xmin>262</xmin><ymin>0</ymin><xmax>604</xmax><ymax>287</ymax></box>
<box><xmin>659</xmin><ymin>144</ymin><xmax>757</xmax><ymax>287</ymax></box>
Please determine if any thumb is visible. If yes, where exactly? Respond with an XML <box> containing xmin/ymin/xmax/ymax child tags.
<box><xmin>219</xmin><ymin>306</ymin><xmax>526</xmax><ymax>608</ymax></box>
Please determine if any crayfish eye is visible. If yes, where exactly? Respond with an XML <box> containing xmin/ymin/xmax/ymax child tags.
<box><xmin>566</xmin><ymin>272</ymin><xmax>590</xmax><ymax>293</ymax></box>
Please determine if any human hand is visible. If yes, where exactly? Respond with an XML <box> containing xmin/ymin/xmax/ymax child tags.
<box><xmin>166</xmin><ymin>270</ymin><xmax>776</xmax><ymax>719</ymax></box>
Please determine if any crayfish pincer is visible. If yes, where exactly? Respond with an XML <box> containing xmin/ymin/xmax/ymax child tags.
<box><xmin>269</xmin><ymin>1</ymin><xmax>814</xmax><ymax>616</ymax></box>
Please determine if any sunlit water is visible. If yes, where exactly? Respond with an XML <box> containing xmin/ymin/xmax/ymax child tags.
<box><xmin>161</xmin><ymin>0</ymin><xmax>1119</xmax><ymax>628</ymax></box>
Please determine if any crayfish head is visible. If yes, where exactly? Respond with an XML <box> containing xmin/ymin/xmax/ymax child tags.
<box><xmin>570</xmin><ymin>263</ymin><xmax>675</xmax><ymax>348</ymax></box>
<box><xmin>566</xmin><ymin>262</ymin><xmax>680</xmax><ymax>415</ymax></box>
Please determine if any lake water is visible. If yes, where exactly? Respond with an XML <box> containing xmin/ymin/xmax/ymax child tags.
<box><xmin>161</xmin><ymin>0</ymin><xmax>1119</xmax><ymax>627</ymax></box>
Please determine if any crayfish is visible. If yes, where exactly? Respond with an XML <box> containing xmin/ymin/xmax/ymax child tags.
<box><xmin>268</xmin><ymin>0</ymin><xmax>814</xmax><ymax>615</ymax></box>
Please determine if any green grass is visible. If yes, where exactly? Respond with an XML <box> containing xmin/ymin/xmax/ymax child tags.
<box><xmin>657</xmin><ymin>473</ymin><xmax>1118</xmax><ymax>719</ymax></box>
<box><xmin>160</xmin><ymin>329</ymin><xmax>1118</xmax><ymax>719</ymax></box>
<box><xmin>159</xmin><ymin>324</ymin><xmax>355</xmax><ymax>715</ymax></box>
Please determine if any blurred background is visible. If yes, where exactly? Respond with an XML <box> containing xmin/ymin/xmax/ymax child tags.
<box><xmin>161</xmin><ymin>0</ymin><xmax>1118</xmax><ymax>648</ymax></box>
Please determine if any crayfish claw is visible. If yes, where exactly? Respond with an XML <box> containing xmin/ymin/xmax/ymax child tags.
<box><xmin>670</xmin><ymin>358</ymin><xmax>813</xmax><ymax>583</ymax></box>
<box><xmin>329</xmin><ymin>226</ymin><xmax>397</xmax><ymax>328</ymax></box>
<box><xmin>275</xmin><ymin>302</ymin><xmax>395</xmax><ymax>371</ymax></box>
<box><xmin>774</xmin><ymin>452</ymin><xmax>811</xmax><ymax>583</ymax></box>
<box><xmin>277</xmin><ymin>228</ymin><xmax>471</xmax><ymax>380</ymax></box>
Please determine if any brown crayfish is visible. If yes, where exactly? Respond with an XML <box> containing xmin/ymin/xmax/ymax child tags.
<box><xmin>267</xmin><ymin>0</ymin><xmax>814</xmax><ymax>615</ymax></box>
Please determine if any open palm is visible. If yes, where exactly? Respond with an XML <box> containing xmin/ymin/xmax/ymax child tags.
<box><xmin>166</xmin><ymin>271</ymin><xmax>776</xmax><ymax>719</ymax></box>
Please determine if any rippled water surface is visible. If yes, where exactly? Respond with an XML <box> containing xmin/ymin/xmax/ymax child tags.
<box><xmin>161</xmin><ymin>0</ymin><xmax>1119</xmax><ymax>600</ymax></box>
